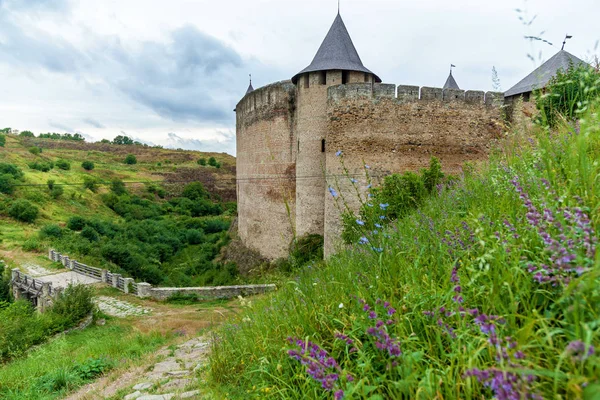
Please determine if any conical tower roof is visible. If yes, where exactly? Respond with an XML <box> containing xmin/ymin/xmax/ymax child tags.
<box><xmin>246</xmin><ymin>81</ymin><xmax>254</xmax><ymax>94</ymax></box>
<box><xmin>443</xmin><ymin>71</ymin><xmax>460</xmax><ymax>90</ymax></box>
<box><xmin>505</xmin><ymin>50</ymin><xmax>587</xmax><ymax>97</ymax></box>
<box><xmin>292</xmin><ymin>13</ymin><xmax>381</xmax><ymax>84</ymax></box>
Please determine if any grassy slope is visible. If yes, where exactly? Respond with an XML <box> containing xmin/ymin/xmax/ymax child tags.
<box><xmin>0</xmin><ymin>134</ymin><xmax>235</xmax><ymax>270</ymax></box>
<box><xmin>207</xmin><ymin>109</ymin><xmax>600</xmax><ymax>399</ymax></box>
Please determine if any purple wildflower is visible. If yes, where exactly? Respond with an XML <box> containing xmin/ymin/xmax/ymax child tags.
<box><xmin>566</xmin><ymin>340</ymin><xmax>595</xmax><ymax>362</ymax></box>
<box><xmin>336</xmin><ymin>150</ymin><xmax>343</xmax><ymax>157</ymax></box>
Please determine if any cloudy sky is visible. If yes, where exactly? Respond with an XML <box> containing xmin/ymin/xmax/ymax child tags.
<box><xmin>0</xmin><ymin>0</ymin><xmax>598</xmax><ymax>155</ymax></box>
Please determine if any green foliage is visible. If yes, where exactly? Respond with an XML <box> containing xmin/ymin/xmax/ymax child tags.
<box><xmin>536</xmin><ymin>63</ymin><xmax>600</xmax><ymax>127</ymax></box>
<box><xmin>289</xmin><ymin>234</ymin><xmax>324</xmax><ymax>266</ymax></box>
<box><xmin>80</xmin><ymin>226</ymin><xmax>99</xmax><ymax>242</ymax></box>
<box><xmin>186</xmin><ymin>229</ymin><xmax>205</xmax><ymax>245</ymax></box>
<box><xmin>0</xmin><ymin>174</ymin><xmax>15</xmax><ymax>195</ymax></box>
<box><xmin>81</xmin><ymin>160</ymin><xmax>95</xmax><ymax>171</ymax></box>
<box><xmin>55</xmin><ymin>159</ymin><xmax>71</xmax><ymax>171</ymax></box>
<box><xmin>198</xmin><ymin>158</ymin><xmax>207</xmax><ymax>166</ymax></box>
<box><xmin>124</xmin><ymin>154</ymin><xmax>137</xmax><ymax>165</ymax></box>
<box><xmin>208</xmin><ymin>157</ymin><xmax>217</xmax><ymax>166</ymax></box>
<box><xmin>19</xmin><ymin>130</ymin><xmax>35</xmax><ymax>137</ymax></box>
<box><xmin>82</xmin><ymin>176</ymin><xmax>98</xmax><ymax>192</ymax></box>
<box><xmin>39</xmin><ymin>224</ymin><xmax>63</xmax><ymax>239</ymax></box>
<box><xmin>209</xmin><ymin>105</ymin><xmax>600</xmax><ymax>399</ymax></box>
<box><xmin>0</xmin><ymin>262</ymin><xmax>10</xmax><ymax>303</ymax></box>
<box><xmin>0</xmin><ymin>163</ymin><xmax>24</xmax><ymax>180</ymax></box>
<box><xmin>47</xmin><ymin>179</ymin><xmax>55</xmax><ymax>190</ymax></box>
<box><xmin>38</xmin><ymin>132</ymin><xmax>85</xmax><ymax>141</ymax></box>
<box><xmin>99</xmin><ymin>138</ymin><xmax>111</xmax><ymax>143</ymax></box>
<box><xmin>342</xmin><ymin>157</ymin><xmax>446</xmax><ymax>244</ymax></box>
<box><xmin>0</xmin><ymin>285</ymin><xmax>94</xmax><ymax>363</ymax></box>
<box><xmin>166</xmin><ymin>292</ymin><xmax>200</xmax><ymax>304</ymax></box>
<box><xmin>112</xmin><ymin>135</ymin><xmax>134</xmax><ymax>145</ymax></box>
<box><xmin>0</xmin><ymin>134</ymin><xmax>5</xmax><ymax>147</ymax></box>
<box><xmin>28</xmin><ymin>160</ymin><xmax>54</xmax><ymax>172</ymax></box>
<box><xmin>72</xmin><ymin>357</ymin><xmax>114</xmax><ymax>380</ymax></box>
<box><xmin>110</xmin><ymin>179</ymin><xmax>126</xmax><ymax>195</ymax></box>
<box><xmin>182</xmin><ymin>181</ymin><xmax>209</xmax><ymax>200</ymax></box>
<box><xmin>28</xmin><ymin>146</ymin><xmax>42</xmax><ymax>155</ymax></box>
<box><xmin>22</xmin><ymin>238</ymin><xmax>42</xmax><ymax>252</ymax></box>
<box><xmin>67</xmin><ymin>216</ymin><xmax>87</xmax><ymax>231</ymax></box>
<box><xmin>147</xmin><ymin>183</ymin><xmax>166</xmax><ymax>198</ymax></box>
<box><xmin>8</xmin><ymin>199</ymin><xmax>39</xmax><ymax>223</ymax></box>
<box><xmin>50</xmin><ymin>185</ymin><xmax>64</xmax><ymax>199</ymax></box>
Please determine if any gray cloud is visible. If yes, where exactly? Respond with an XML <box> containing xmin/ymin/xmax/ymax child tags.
<box><xmin>48</xmin><ymin>120</ymin><xmax>74</xmax><ymax>132</ymax></box>
<box><xmin>165</xmin><ymin>131</ymin><xmax>235</xmax><ymax>154</ymax></box>
<box><xmin>82</xmin><ymin>118</ymin><xmax>105</xmax><ymax>129</ymax></box>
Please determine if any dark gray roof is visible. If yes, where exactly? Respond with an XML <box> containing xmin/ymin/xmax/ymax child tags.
<box><xmin>443</xmin><ymin>71</ymin><xmax>460</xmax><ymax>90</ymax></box>
<box><xmin>505</xmin><ymin>50</ymin><xmax>587</xmax><ymax>97</ymax></box>
<box><xmin>292</xmin><ymin>13</ymin><xmax>381</xmax><ymax>84</ymax></box>
<box><xmin>246</xmin><ymin>82</ymin><xmax>254</xmax><ymax>94</ymax></box>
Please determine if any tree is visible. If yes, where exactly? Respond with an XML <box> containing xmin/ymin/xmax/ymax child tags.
<box><xmin>100</xmin><ymin>139</ymin><xmax>111</xmax><ymax>144</ymax></box>
<box><xmin>182</xmin><ymin>182</ymin><xmax>209</xmax><ymax>200</ymax></box>
<box><xmin>81</xmin><ymin>161</ymin><xmax>95</xmax><ymax>171</ymax></box>
<box><xmin>8</xmin><ymin>200</ymin><xmax>39</xmax><ymax>223</ymax></box>
<box><xmin>198</xmin><ymin>158</ymin><xmax>207</xmax><ymax>166</ymax></box>
<box><xmin>124</xmin><ymin>154</ymin><xmax>137</xmax><ymax>165</ymax></box>
<box><xmin>19</xmin><ymin>131</ymin><xmax>35</xmax><ymax>138</ymax></box>
<box><xmin>208</xmin><ymin>157</ymin><xmax>218</xmax><ymax>167</ymax></box>
<box><xmin>110</xmin><ymin>179</ymin><xmax>127</xmax><ymax>195</ymax></box>
<box><xmin>83</xmin><ymin>176</ymin><xmax>98</xmax><ymax>192</ymax></box>
<box><xmin>50</xmin><ymin>186</ymin><xmax>64</xmax><ymax>199</ymax></box>
<box><xmin>28</xmin><ymin>146</ymin><xmax>41</xmax><ymax>155</ymax></box>
<box><xmin>47</xmin><ymin>179</ymin><xmax>55</xmax><ymax>190</ymax></box>
<box><xmin>112</xmin><ymin>135</ymin><xmax>134</xmax><ymax>145</ymax></box>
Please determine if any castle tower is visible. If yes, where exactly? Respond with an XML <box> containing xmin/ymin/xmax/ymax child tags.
<box><xmin>291</xmin><ymin>12</ymin><xmax>380</xmax><ymax>239</ymax></box>
<box><xmin>443</xmin><ymin>70</ymin><xmax>460</xmax><ymax>90</ymax></box>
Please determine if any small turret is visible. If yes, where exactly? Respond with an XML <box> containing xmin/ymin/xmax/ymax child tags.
<box><xmin>246</xmin><ymin>74</ymin><xmax>254</xmax><ymax>94</ymax></box>
<box><xmin>443</xmin><ymin>67</ymin><xmax>460</xmax><ymax>90</ymax></box>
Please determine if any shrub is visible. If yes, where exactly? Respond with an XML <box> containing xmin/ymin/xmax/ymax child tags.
<box><xmin>80</xmin><ymin>226</ymin><xmax>99</xmax><ymax>242</ymax></box>
<box><xmin>124</xmin><ymin>154</ymin><xmax>137</xmax><ymax>165</ymax></box>
<box><xmin>55</xmin><ymin>159</ymin><xmax>71</xmax><ymax>171</ymax></box>
<box><xmin>0</xmin><ymin>134</ymin><xmax>5</xmax><ymax>147</ymax></box>
<box><xmin>28</xmin><ymin>161</ymin><xmax>53</xmax><ymax>172</ymax></box>
<box><xmin>83</xmin><ymin>176</ymin><xmax>98</xmax><ymax>192</ymax></box>
<box><xmin>182</xmin><ymin>181</ymin><xmax>209</xmax><ymax>200</ymax></box>
<box><xmin>110</xmin><ymin>179</ymin><xmax>126</xmax><ymax>195</ymax></box>
<box><xmin>198</xmin><ymin>158</ymin><xmax>207</xmax><ymax>166</ymax></box>
<box><xmin>8</xmin><ymin>199</ymin><xmax>39</xmax><ymax>223</ymax></box>
<box><xmin>208</xmin><ymin>157</ymin><xmax>217</xmax><ymax>167</ymax></box>
<box><xmin>290</xmin><ymin>234</ymin><xmax>324</xmax><ymax>266</ymax></box>
<box><xmin>50</xmin><ymin>186</ymin><xmax>64</xmax><ymax>199</ymax></box>
<box><xmin>0</xmin><ymin>262</ymin><xmax>10</xmax><ymax>302</ymax></box>
<box><xmin>186</xmin><ymin>229</ymin><xmax>205</xmax><ymax>245</ymax></box>
<box><xmin>39</xmin><ymin>224</ymin><xmax>63</xmax><ymax>239</ymax></box>
<box><xmin>19</xmin><ymin>130</ymin><xmax>35</xmax><ymax>137</ymax></box>
<box><xmin>49</xmin><ymin>284</ymin><xmax>94</xmax><ymax>325</ymax></box>
<box><xmin>22</xmin><ymin>238</ymin><xmax>42</xmax><ymax>252</ymax></box>
<box><xmin>0</xmin><ymin>174</ymin><xmax>15</xmax><ymax>195</ymax></box>
<box><xmin>47</xmin><ymin>179</ymin><xmax>55</xmax><ymax>190</ymax></box>
<box><xmin>67</xmin><ymin>216</ymin><xmax>87</xmax><ymax>231</ymax></box>
<box><xmin>215</xmin><ymin>162</ymin><xmax>221</xmax><ymax>169</ymax></box>
<box><xmin>81</xmin><ymin>161</ymin><xmax>95</xmax><ymax>171</ymax></box>
<box><xmin>0</xmin><ymin>163</ymin><xmax>24</xmax><ymax>180</ymax></box>
<box><xmin>536</xmin><ymin>63</ymin><xmax>600</xmax><ymax>126</ymax></box>
<box><xmin>29</xmin><ymin>146</ymin><xmax>42</xmax><ymax>155</ymax></box>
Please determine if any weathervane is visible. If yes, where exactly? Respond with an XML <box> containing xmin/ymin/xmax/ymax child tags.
<box><xmin>562</xmin><ymin>34</ymin><xmax>573</xmax><ymax>50</ymax></box>
<box><xmin>338</xmin><ymin>0</ymin><xmax>340</xmax><ymax>14</ymax></box>
<box><xmin>450</xmin><ymin>64</ymin><xmax>456</xmax><ymax>73</ymax></box>
<box><xmin>249</xmin><ymin>73</ymin><xmax>252</xmax><ymax>85</ymax></box>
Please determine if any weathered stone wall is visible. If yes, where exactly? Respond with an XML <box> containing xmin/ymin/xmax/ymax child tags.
<box><xmin>323</xmin><ymin>83</ymin><xmax>504</xmax><ymax>256</ymax></box>
<box><xmin>236</xmin><ymin>81</ymin><xmax>297</xmax><ymax>260</ymax></box>
<box><xmin>147</xmin><ymin>284</ymin><xmax>276</xmax><ymax>301</ymax></box>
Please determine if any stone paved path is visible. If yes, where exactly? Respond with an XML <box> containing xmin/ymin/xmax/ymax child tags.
<box><xmin>95</xmin><ymin>296</ymin><xmax>152</xmax><ymax>318</ymax></box>
<box><xmin>38</xmin><ymin>270</ymin><xmax>101</xmax><ymax>289</ymax></box>
<box><xmin>66</xmin><ymin>336</ymin><xmax>212</xmax><ymax>400</ymax></box>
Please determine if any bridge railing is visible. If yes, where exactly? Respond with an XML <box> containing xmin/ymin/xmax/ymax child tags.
<box><xmin>47</xmin><ymin>249</ymin><xmax>276</xmax><ymax>301</ymax></box>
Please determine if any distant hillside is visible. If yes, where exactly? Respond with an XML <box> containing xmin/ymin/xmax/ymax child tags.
<box><xmin>0</xmin><ymin>133</ymin><xmax>238</xmax><ymax>286</ymax></box>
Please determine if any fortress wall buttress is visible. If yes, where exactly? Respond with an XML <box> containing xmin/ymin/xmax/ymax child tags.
<box><xmin>323</xmin><ymin>83</ymin><xmax>504</xmax><ymax>256</ymax></box>
<box><xmin>236</xmin><ymin>81</ymin><xmax>297</xmax><ymax>260</ymax></box>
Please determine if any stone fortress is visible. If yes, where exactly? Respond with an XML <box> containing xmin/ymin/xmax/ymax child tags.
<box><xmin>235</xmin><ymin>12</ymin><xmax>505</xmax><ymax>260</ymax></box>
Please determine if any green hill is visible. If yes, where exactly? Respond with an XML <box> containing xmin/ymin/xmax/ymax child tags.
<box><xmin>0</xmin><ymin>134</ymin><xmax>237</xmax><ymax>286</ymax></box>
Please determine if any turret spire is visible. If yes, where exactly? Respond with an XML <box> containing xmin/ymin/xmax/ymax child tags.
<box><xmin>246</xmin><ymin>74</ymin><xmax>254</xmax><ymax>94</ymax></box>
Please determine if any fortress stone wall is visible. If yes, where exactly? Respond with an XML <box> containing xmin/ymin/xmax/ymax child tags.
<box><xmin>235</xmin><ymin>81</ymin><xmax>297</xmax><ymax>260</ymax></box>
<box><xmin>236</xmin><ymin>79</ymin><xmax>503</xmax><ymax>259</ymax></box>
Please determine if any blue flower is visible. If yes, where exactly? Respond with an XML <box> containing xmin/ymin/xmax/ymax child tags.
<box><xmin>379</xmin><ymin>216</ymin><xmax>386</xmax><ymax>220</ymax></box>
<box><xmin>365</xmin><ymin>165</ymin><xmax>371</xmax><ymax>169</ymax></box>
<box><xmin>375</xmin><ymin>224</ymin><xmax>382</xmax><ymax>229</ymax></box>
<box><xmin>356</xmin><ymin>220</ymin><xmax>365</xmax><ymax>226</ymax></box>
<box><xmin>359</xmin><ymin>237</ymin><xmax>369</xmax><ymax>245</ymax></box>
<box><xmin>367</xmin><ymin>184</ymin><xmax>372</xmax><ymax>189</ymax></box>
<box><xmin>350</xmin><ymin>178</ymin><xmax>357</xmax><ymax>184</ymax></box>
<box><xmin>372</xmin><ymin>247</ymin><xmax>383</xmax><ymax>253</ymax></box>
<box><xmin>328</xmin><ymin>187</ymin><xmax>338</xmax><ymax>198</ymax></box>
<box><xmin>379</xmin><ymin>203</ymin><xmax>389</xmax><ymax>210</ymax></box>
<box><xmin>336</xmin><ymin>150</ymin><xmax>343</xmax><ymax>157</ymax></box>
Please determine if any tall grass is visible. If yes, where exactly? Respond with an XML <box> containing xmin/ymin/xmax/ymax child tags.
<box><xmin>208</xmin><ymin>105</ymin><xmax>600</xmax><ymax>398</ymax></box>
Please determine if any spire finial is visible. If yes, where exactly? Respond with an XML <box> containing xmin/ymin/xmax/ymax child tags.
<box><xmin>450</xmin><ymin>64</ymin><xmax>456</xmax><ymax>74</ymax></box>
<box><xmin>249</xmin><ymin>73</ymin><xmax>252</xmax><ymax>85</ymax></box>
<box><xmin>338</xmin><ymin>0</ymin><xmax>340</xmax><ymax>14</ymax></box>
<box><xmin>562</xmin><ymin>34</ymin><xmax>573</xmax><ymax>50</ymax></box>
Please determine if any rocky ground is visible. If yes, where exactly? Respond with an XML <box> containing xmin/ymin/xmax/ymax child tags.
<box><xmin>95</xmin><ymin>296</ymin><xmax>152</xmax><ymax>318</ymax></box>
